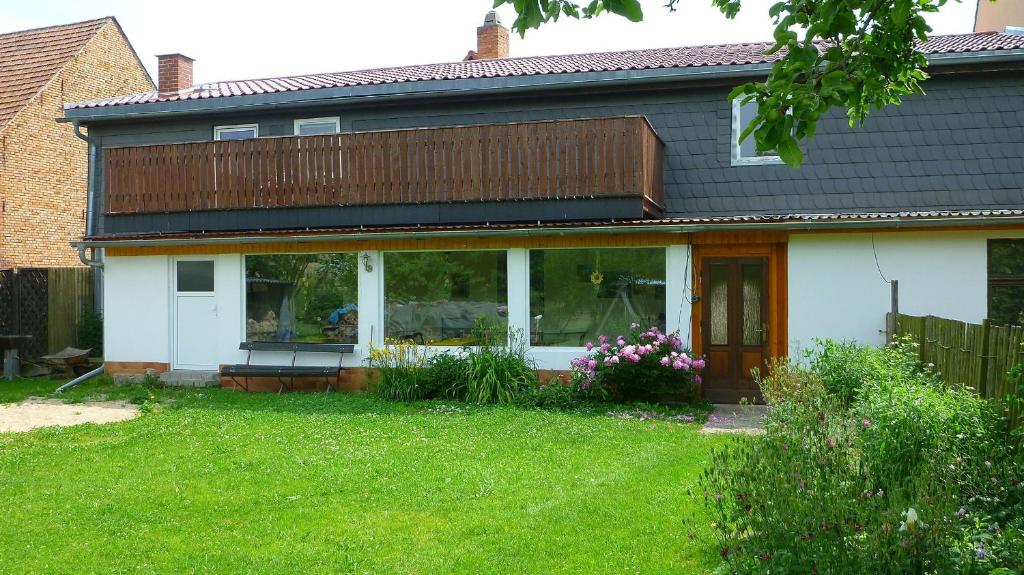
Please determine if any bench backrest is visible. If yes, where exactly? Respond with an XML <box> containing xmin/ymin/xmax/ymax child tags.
<box><xmin>239</xmin><ymin>342</ymin><xmax>355</xmax><ymax>354</ymax></box>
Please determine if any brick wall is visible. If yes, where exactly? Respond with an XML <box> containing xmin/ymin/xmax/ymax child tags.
<box><xmin>0</xmin><ymin>21</ymin><xmax>152</xmax><ymax>268</ymax></box>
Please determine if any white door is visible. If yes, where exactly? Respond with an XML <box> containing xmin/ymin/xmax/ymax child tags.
<box><xmin>173</xmin><ymin>259</ymin><xmax>219</xmax><ymax>370</ymax></box>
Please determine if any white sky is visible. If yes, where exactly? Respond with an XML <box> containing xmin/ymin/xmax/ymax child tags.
<box><xmin>2</xmin><ymin>0</ymin><xmax>981</xmax><ymax>86</ymax></box>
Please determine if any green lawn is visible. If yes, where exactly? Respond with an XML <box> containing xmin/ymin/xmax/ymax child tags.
<box><xmin>0</xmin><ymin>378</ymin><xmax>732</xmax><ymax>574</ymax></box>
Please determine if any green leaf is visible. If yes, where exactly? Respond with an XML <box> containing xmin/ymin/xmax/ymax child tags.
<box><xmin>776</xmin><ymin>135</ymin><xmax>804</xmax><ymax>167</ymax></box>
<box><xmin>604</xmin><ymin>0</ymin><xmax>643</xmax><ymax>22</ymax></box>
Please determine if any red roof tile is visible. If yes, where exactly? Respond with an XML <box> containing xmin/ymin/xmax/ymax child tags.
<box><xmin>0</xmin><ymin>18</ymin><xmax>112</xmax><ymax>131</ymax></box>
<box><xmin>67</xmin><ymin>32</ymin><xmax>1024</xmax><ymax>111</ymax></box>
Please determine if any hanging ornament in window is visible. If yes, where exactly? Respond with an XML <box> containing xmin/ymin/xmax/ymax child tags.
<box><xmin>590</xmin><ymin>253</ymin><xmax>603</xmax><ymax>285</ymax></box>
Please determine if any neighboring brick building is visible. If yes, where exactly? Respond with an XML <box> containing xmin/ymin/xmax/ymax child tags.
<box><xmin>0</xmin><ymin>17</ymin><xmax>152</xmax><ymax>269</ymax></box>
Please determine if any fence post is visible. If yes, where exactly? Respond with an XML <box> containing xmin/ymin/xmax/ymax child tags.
<box><xmin>886</xmin><ymin>280</ymin><xmax>899</xmax><ymax>344</ymax></box>
<box><xmin>978</xmin><ymin>319</ymin><xmax>992</xmax><ymax>397</ymax></box>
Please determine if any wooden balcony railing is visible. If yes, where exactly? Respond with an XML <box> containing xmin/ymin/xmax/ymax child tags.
<box><xmin>103</xmin><ymin>116</ymin><xmax>664</xmax><ymax>216</ymax></box>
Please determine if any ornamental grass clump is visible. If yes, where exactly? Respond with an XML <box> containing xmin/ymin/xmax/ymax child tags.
<box><xmin>570</xmin><ymin>324</ymin><xmax>704</xmax><ymax>403</ymax></box>
<box><xmin>697</xmin><ymin>339</ymin><xmax>1024</xmax><ymax>574</ymax></box>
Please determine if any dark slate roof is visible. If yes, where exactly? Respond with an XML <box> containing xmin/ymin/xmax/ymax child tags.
<box><xmin>0</xmin><ymin>18</ymin><xmax>112</xmax><ymax>132</ymax></box>
<box><xmin>67</xmin><ymin>32</ymin><xmax>1024</xmax><ymax>111</ymax></box>
<box><xmin>80</xmin><ymin>209</ymin><xmax>1024</xmax><ymax>243</ymax></box>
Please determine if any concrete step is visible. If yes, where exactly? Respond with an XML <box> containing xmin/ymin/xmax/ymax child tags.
<box><xmin>158</xmin><ymin>370</ymin><xmax>221</xmax><ymax>388</ymax></box>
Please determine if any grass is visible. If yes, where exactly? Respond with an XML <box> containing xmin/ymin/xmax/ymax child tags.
<box><xmin>0</xmin><ymin>377</ymin><xmax>734</xmax><ymax>574</ymax></box>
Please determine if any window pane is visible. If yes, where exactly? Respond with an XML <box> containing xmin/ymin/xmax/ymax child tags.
<box><xmin>742</xmin><ymin>263</ymin><xmax>763</xmax><ymax>346</ymax></box>
<box><xmin>529</xmin><ymin>248</ymin><xmax>666</xmax><ymax>347</ymax></box>
<box><xmin>216</xmin><ymin>127</ymin><xmax>257</xmax><ymax>140</ymax></box>
<box><xmin>989</xmin><ymin>285</ymin><xmax>1024</xmax><ymax>327</ymax></box>
<box><xmin>245</xmin><ymin>253</ymin><xmax>358</xmax><ymax>343</ymax></box>
<box><xmin>989</xmin><ymin>240</ymin><xmax>1024</xmax><ymax>276</ymax></box>
<box><xmin>297</xmin><ymin>121</ymin><xmax>338</xmax><ymax>136</ymax></box>
<box><xmin>177</xmin><ymin>260</ymin><xmax>214</xmax><ymax>292</ymax></box>
<box><xmin>708</xmin><ymin>264</ymin><xmax>729</xmax><ymax>346</ymax></box>
<box><xmin>736</xmin><ymin>100</ymin><xmax>779</xmax><ymax>160</ymax></box>
<box><xmin>385</xmin><ymin>251</ymin><xmax>508</xmax><ymax>345</ymax></box>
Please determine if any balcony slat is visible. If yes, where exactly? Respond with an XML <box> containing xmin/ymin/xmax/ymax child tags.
<box><xmin>103</xmin><ymin>117</ymin><xmax>663</xmax><ymax>216</ymax></box>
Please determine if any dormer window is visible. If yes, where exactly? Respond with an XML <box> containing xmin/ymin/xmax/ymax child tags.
<box><xmin>294</xmin><ymin>117</ymin><xmax>341</xmax><ymax>136</ymax></box>
<box><xmin>214</xmin><ymin>124</ymin><xmax>258</xmax><ymax>141</ymax></box>
<box><xmin>731</xmin><ymin>99</ymin><xmax>782</xmax><ymax>166</ymax></box>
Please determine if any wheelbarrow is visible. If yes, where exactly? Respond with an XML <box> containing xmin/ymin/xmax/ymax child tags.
<box><xmin>40</xmin><ymin>347</ymin><xmax>94</xmax><ymax>377</ymax></box>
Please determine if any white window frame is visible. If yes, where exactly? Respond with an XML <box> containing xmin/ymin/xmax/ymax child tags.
<box><xmin>213</xmin><ymin>123</ymin><xmax>259</xmax><ymax>141</ymax></box>
<box><xmin>730</xmin><ymin>99</ymin><xmax>783</xmax><ymax>166</ymax></box>
<box><xmin>294</xmin><ymin>117</ymin><xmax>341</xmax><ymax>136</ymax></box>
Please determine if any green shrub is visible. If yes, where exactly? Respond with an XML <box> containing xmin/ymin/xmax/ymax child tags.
<box><xmin>515</xmin><ymin>377</ymin><xmax>592</xmax><ymax>411</ymax></box>
<box><xmin>76</xmin><ymin>310</ymin><xmax>103</xmax><ymax>354</ymax></box>
<box><xmin>571</xmin><ymin>326</ymin><xmax>703</xmax><ymax>404</ymax></box>
<box><xmin>421</xmin><ymin>352</ymin><xmax>470</xmax><ymax>399</ymax></box>
<box><xmin>806</xmin><ymin>339</ymin><xmax>875</xmax><ymax>406</ymax></box>
<box><xmin>699</xmin><ymin>340</ymin><xmax>1024</xmax><ymax>574</ymax></box>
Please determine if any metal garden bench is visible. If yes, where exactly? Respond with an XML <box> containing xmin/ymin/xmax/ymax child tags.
<box><xmin>221</xmin><ymin>342</ymin><xmax>354</xmax><ymax>393</ymax></box>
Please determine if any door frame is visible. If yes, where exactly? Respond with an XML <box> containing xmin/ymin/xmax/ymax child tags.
<box><xmin>691</xmin><ymin>240</ymin><xmax>788</xmax><ymax>364</ymax></box>
<box><xmin>170</xmin><ymin>256</ymin><xmax>219</xmax><ymax>370</ymax></box>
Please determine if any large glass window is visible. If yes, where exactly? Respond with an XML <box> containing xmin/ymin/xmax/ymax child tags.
<box><xmin>529</xmin><ymin>248</ymin><xmax>666</xmax><ymax>347</ymax></box>
<box><xmin>245</xmin><ymin>253</ymin><xmax>358</xmax><ymax>343</ymax></box>
<box><xmin>385</xmin><ymin>251</ymin><xmax>508</xmax><ymax>345</ymax></box>
<box><xmin>988</xmin><ymin>240</ymin><xmax>1024</xmax><ymax>327</ymax></box>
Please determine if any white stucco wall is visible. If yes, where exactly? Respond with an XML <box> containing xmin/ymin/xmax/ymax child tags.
<box><xmin>788</xmin><ymin>230</ymin><xmax>1024</xmax><ymax>354</ymax></box>
<box><xmin>104</xmin><ymin>255</ymin><xmax>170</xmax><ymax>363</ymax></box>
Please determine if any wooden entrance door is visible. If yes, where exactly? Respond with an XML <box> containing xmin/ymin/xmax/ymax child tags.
<box><xmin>700</xmin><ymin>257</ymin><xmax>768</xmax><ymax>403</ymax></box>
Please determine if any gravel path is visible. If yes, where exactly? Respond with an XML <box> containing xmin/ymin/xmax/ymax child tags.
<box><xmin>701</xmin><ymin>404</ymin><xmax>767</xmax><ymax>435</ymax></box>
<box><xmin>0</xmin><ymin>398</ymin><xmax>140</xmax><ymax>433</ymax></box>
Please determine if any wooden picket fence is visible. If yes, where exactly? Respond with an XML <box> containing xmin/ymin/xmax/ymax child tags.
<box><xmin>891</xmin><ymin>313</ymin><xmax>1023</xmax><ymax>432</ymax></box>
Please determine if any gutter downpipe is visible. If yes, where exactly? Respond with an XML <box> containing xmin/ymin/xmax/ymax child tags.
<box><xmin>69</xmin><ymin>120</ymin><xmax>103</xmax><ymax>269</ymax></box>
<box><xmin>55</xmin><ymin>363</ymin><xmax>106</xmax><ymax>393</ymax></box>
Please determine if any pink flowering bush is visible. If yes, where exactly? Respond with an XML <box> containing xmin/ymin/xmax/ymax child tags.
<box><xmin>570</xmin><ymin>324</ymin><xmax>704</xmax><ymax>403</ymax></box>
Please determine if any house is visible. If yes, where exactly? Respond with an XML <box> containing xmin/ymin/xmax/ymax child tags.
<box><xmin>63</xmin><ymin>12</ymin><xmax>1024</xmax><ymax>401</ymax></box>
<box><xmin>0</xmin><ymin>17</ymin><xmax>153</xmax><ymax>269</ymax></box>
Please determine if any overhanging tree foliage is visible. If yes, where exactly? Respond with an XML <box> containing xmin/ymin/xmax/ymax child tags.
<box><xmin>494</xmin><ymin>0</ymin><xmax>975</xmax><ymax>166</ymax></box>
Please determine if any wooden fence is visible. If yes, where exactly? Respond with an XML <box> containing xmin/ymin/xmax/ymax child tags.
<box><xmin>0</xmin><ymin>268</ymin><xmax>94</xmax><ymax>357</ymax></box>
<box><xmin>103</xmin><ymin>116</ymin><xmax>665</xmax><ymax>215</ymax></box>
<box><xmin>892</xmin><ymin>313</ymin><xmax>1023</xmax><ymax>431</ymax></box>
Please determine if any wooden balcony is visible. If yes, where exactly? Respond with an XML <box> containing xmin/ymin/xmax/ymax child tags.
<box><xmin>103</xmin><ymin>117</ymin><xmax>665</xmax><ymax>220</ymax></box>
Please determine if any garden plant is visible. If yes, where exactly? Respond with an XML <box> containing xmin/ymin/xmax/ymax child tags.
<box><xmin>697</xmin><ymin>339</ymin><xmax>1024</xmax><ymax>574</ymax></box>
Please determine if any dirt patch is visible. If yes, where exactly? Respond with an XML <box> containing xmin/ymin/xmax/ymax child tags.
<box><xmin>700</xmin><ymin>404</ymin><xmax>767</xmax><ymax>435</ymax></box>
<box><xmin>0</xmin><ymin>398</ymin><xmax>140</xmax><ymax>433</ymax></box>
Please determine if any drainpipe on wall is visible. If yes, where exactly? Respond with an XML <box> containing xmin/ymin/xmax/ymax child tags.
<box><xmin>70</xmin><ymin>120</ymin><xmax>104</xmax><ymax>313</ymax></box>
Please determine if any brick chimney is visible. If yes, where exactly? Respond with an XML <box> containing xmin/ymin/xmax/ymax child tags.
<box><xmin>474</xmin><ymin>11</ymin><xmax>509</xmax><ymax>59</ymax></box>
<box><xmin>157</xmin><ymin>53</ymin><xmax>194</xmax><ymax>96</ymax></box>
<box><xmin>974</xmin><ymin>0</ymin><xmax>1024</xmax><ymax>32</ymax></box>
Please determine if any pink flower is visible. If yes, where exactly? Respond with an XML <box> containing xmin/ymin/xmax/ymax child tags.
<box><xmin>587</xmin><ymin>359</ymin><xmax>597</xmax><ymax>370</ymax></box>
<box><xmin>629</xmin><ymin>353</ymin><xmax>641</xmax><ymax>363</ymax></box>
<box><xmin>609</xmin><ymin>355</ymin><xmax>620</xmax><ymax>365</ymax></box>
<box><xmin>585</xmin><ymin>342</ymin><xmax>594</xmax><ymax>351</ymax></box>
<box><xmin>616</xmin><ymin>337</ymin><xmax>626</xmax><ymax>346</ymax></box>
<box><xmin>599</xmin><ymin>343</ymin><xmax>610</xmax><ymax>353</ymax></box>
<box><xmin>861</xmin><ymin>419</ymin><xmax>871</xmax><ymax>428</ymax></box>
<box><xmin>598</xmin><ymin>335</ymin><xmax>609</xmax><ymax>344</ymax></box>
<box><xmin>672</xmin><ymin>360</ymin><xmax>685</xmax><ymax>370</ymax></box>
<box><xmin>660</xmin><ymin>356</ymin><xmax>670</xmax><ymax>366</ymax></box>
<box><xmin>695</xmin><ymin>375</ymin><xmax>702</xmax><ymax>385</ymax></box>
<box><xmin>694</xmin><ymin>359</ymin><xmax>706</xmax><ymax>369</ymax></box>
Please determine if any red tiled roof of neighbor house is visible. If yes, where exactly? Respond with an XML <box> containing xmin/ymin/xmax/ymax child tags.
<box><xmin>0</xmin><ymin>17</ymin><xmax>114</xmax><ymax>131</ymax></box>
<box><xmin>66</xmin><ymin>32</ymin><xmax>1024</xmax><ymax>111</ymax></box>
